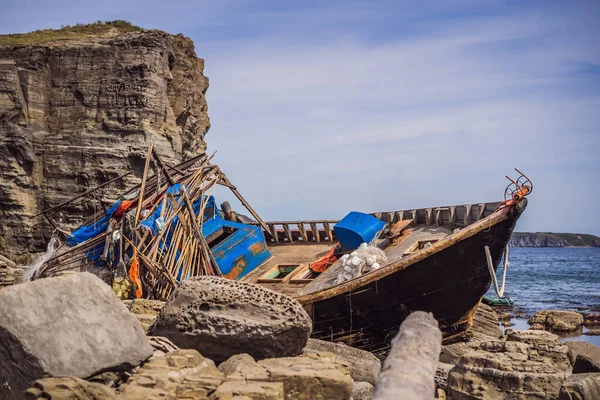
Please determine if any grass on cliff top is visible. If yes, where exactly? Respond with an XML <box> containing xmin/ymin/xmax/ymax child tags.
<box><xmin>0</xmin><ymin>20</ymin><xmax>142</xmax><ymax>46</ymax></box>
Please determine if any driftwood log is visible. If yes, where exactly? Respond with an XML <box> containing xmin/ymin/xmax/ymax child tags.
<box><xmin>373</xmin><ymin>311</ymin><xmax>442</xmax><ymax>400</ymax></box>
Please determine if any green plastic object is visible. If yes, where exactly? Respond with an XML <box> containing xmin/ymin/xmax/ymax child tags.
<box><xmin>482</xmin><ymin>295</ymin><xmax>514</xmax><ymax>306</ymax></box>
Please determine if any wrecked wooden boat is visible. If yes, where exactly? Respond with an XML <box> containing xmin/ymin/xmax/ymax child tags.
<box><xmin>29</xmin><ymin>146</ymin><xmax>532</xmax><ymax>355</ymax></box>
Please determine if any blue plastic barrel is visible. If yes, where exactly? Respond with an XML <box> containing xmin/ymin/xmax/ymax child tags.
<box><xmin>334</xmin><ymin>212</ymin><xmax>386</xmax><ymax>252</ymax></box>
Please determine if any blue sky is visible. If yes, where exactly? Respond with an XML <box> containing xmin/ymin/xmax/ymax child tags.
<box><xmin>2</xmin><ymin>0</ymin><xmax>599</xmax><ymax>234</ymax></box>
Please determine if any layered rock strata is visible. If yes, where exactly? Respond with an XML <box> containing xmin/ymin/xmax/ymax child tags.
<box><xmin>0</xmin><ymin>28</ymin><xmax>210</xmax><ymax>262</ymax></box>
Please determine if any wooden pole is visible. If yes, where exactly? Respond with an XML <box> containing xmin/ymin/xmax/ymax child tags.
<box><xmin>181</xmin><ymin>186</ymin><xmax>222</xmax><ymax>277</ymax></box>
<box><xmin>30</xmin><ymin>171</ymin><xmax>134</xmax><ymax>218</ymax></box>
<box><xmin>216</xmin><ymin>168</ymin><xmax>271</xmax><ymax>235</ymax></box>
<box><xmin>152</xmin><ymin>148</ymin><xmax>175</xmax><ymax>186</ymax></box>
<box><xmin>372</xmin><ymin>311</ymin><xmax>442</xmax><ymax>400</ymax></box>
<box><xmin>134</xmin><ymin>144</ymin><xmax>153</xmax><ymax>228</ymax></box>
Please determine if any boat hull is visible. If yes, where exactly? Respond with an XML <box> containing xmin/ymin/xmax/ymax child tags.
<box><xmin>300</xmin><ymin>200</ymin><xmax>526</xmax><ymax>355</ymax></box>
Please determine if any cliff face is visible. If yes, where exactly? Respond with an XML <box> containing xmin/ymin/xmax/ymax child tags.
<box><xmin>0</xmin><ymin>29</ymin><xmax>210</xmax><ymax>262</ymax></box>
<box><xmin>509</xmin><ymin>232</ymin><xmax>600</xmax><ymax>247</ymax></box>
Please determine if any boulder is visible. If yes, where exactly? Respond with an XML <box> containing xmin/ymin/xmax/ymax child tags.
<box><xmin>25</xmin><ymin>376</ymin><xmax>118</xmax><ymax>399</ymax></box>
<box><xmin>529</xmin><ymin>310</ymin><xmax>584</xmax><ymax>332</ymax></box>
<box><xmin>559</xmin><ymin>373</ymin><xmax>600</xmax><ymax>400</ymax></box>
<box><xmin>447</xmin><ymin>330</ymin><xmax>572</xmax><ymax>399</ymax></box>
<box><xmin>303</xmin><ymin>339</ymin><xmax>381</xmax><ymax>385</ymax></box>
<box><xmin>583</xmin><ymin>314</ymin><xmax>600</xmax><ymax>327</ymax></box>
<box><xmin>0</xmin><ymin>273</ymin><xmax>152</xmax><ymax>400</ymax></box>
<box><xmin>210</xmin><ymin>381</ymin><xmax>284</xmax><ymax>400</ymax></box>
<box><xmin>120</xmin><ymin>349</ymin><xmax>224</xmax><ymax>399</ymax></box>
<box><xmin>566</xmin><ymin>341</ymin><xmax>600</xmax><ymax>373</ymax></box>
<box><xmin>150</xmin><ymin>277</ymin><xmax>312</xmax><ymax>363</ymax></box>
<box><xmin>352</xmin><ymin>381</ymin><xmax>374</xmax><ymax>400</ymax></box>
<box><xmin>258</xmin><ymin>353</ymin><xmax>353</xmax><ymax>400</ymax></box>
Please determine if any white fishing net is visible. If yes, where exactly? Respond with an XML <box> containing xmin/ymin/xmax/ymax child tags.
<box><xmin>334</xmin><ymin>243</ymin><xmax>388</xmax><ymax>284</ymax></box>
<box><xmin>23</xmin><ymin>237</ymin><xmax>59</xmax><ymax>282</ymax></box>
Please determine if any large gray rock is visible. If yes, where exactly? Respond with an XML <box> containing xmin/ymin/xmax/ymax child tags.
<box><xmin>566</xmin><ymin>341</ymin><xmax>600</xmax><ymax>373</ymax></box>
<box><xmin>447</xmin><ymin>330</ymin><xmax>572</xmax><ymax>399</ymax></box>
<box><xmin>559</xmin><ymin>373</ymin><xmax>600</xmax><ymax>400</ymax></box>
<box><xmin>0</xmin><ymin>273</ymin><xmax>153</xmax><ymax>400</ymax></box>
<box><xmin>150</xmin><ymin>276</ymin><xmax>312</xmax><ymax>363</ymax></box>
<box><xmin>303</xmin><ymin>339</ymin><xmax>381</xmax><ymax>386</ymax></box>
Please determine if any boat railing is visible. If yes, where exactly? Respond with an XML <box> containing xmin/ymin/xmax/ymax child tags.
<box><xmin>251</xmin><ymin>201</ymin><xmax>503</xmax><ymax>245</ymax></box>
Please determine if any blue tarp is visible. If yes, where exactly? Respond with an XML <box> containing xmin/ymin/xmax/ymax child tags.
<box><xmin>66</xmin><ymin>201</ymin><xmax>121</xmax><ymax>247</ymax></box>
<box><xmin>66</xmin><ymin>184</ymin><xmax>219</xmax><ymax>277</ymax></box>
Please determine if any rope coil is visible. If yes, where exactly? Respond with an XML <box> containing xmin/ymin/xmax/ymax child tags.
<box><xmin>485</xmin><ymin>244</ymin><xmax>509</xmax><ymax>298</ymax></box>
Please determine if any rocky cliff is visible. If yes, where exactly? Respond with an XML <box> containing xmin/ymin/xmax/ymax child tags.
<box><xmin>509</xmin><ymin>232</ymin><xmax>600</xmax><ymax>247</ymax></box>
<box><xmin>0</xmin><ymin>23</ymin><xmax>210</xmax><ymax>262</ymax></box>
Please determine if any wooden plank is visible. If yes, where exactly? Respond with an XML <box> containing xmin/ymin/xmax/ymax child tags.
<box><xmin>270</xmin><ymin>224</ymin><xmax>279</xmax><ymax>244</ymax></box>
<box><xmin>217</xmin><ymin>168</ymin><xmax>271</xmax><ymax>235</ymax></box>
<box><xmin>478</xmin><ymin>203</ymin><xmax>486</xmax><ymax>221</ymax></box>
<box><xmin>297</xmin><ymin>223</ymin><xmax>308</xmax><ymax>242</ymax></box>
<box><xmin>30</xmin><ymin>170</ymin><xmax>133</xmax><ymax>218</ymax></box>
<box><xmin>133</xmin><ymin>144</ymin><xmax>153</xmax><ymax>228</ymax></box>
<box><xmin>310</xmin><ymin>223</ymin><xmax>320</xmax><ymax>242</ymax></box>
<box><xmin>323</xmin><ymin>222</ymin><xmax>333</xmax><ymax>241</ymax></box>
<box><xmin>390</xmin><ymin>219</ymin><xmax>413</xmax><ymax>237</ymax></box>
<box><xmin>464</xmin><ymin>204</ymin><xmax>472</xmax><ymax>226</ymax></box>
<box><xmin>425</xmin><ymin>208</ymin><xmax>433</xmax><ymax>225</ymax></box>
<box><xmin>283</xmin><ymin>224</ymin><xmax>293</xmax><ymax>243</ymax></box>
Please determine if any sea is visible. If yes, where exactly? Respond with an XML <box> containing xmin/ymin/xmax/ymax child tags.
<box><xmin>486</xmin><ymin>247</ymin><xmax>600</xmax><ymax>347</ymax></box>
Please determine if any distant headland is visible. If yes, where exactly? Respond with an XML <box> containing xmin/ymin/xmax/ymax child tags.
<box><xmin>509</xmin><ymin>232</ymin><xmax>600</xmax><ymax>247</ymax></box>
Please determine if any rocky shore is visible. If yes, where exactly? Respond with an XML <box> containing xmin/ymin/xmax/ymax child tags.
<box><xmin>1</xmin><ymin>273</ymin><xmax>599</xmax><ymax>399</ymax></box>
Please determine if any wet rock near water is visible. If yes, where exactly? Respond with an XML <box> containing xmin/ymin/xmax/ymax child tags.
<box><xmin>0</xmin><ymin>273</ymin><xmax>152</xmax><ymax>400</ymax></box>
<box><xmin>529</xmin><ymin>310</ymin><xmax>585</xmax><ymax>332</ymax></box>
<box><xmin>447</xmin><ymin>330</ymin><xmax>572</xmax><ymax>399</ymax></box>
<box><xmin>150</xmin><ymin>276</ymin><xmax>312</xmax><ymax>363</ymax></box>
<box><xmin>583</xmin><ymin>313</ymin><xmax>600</xmax><ymax>327</ymax></box>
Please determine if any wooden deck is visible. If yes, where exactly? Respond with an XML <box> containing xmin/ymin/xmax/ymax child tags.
<box><xmin>242</xmin><ymin>224</ymin><xmax>455</xmax><ymax>297</ymax></box>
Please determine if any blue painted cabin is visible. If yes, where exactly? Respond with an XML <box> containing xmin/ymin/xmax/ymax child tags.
<box><xmin>200</xmin><ymin>196</ymin><xmax>271</xmax><ymax>279</ymax></box>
